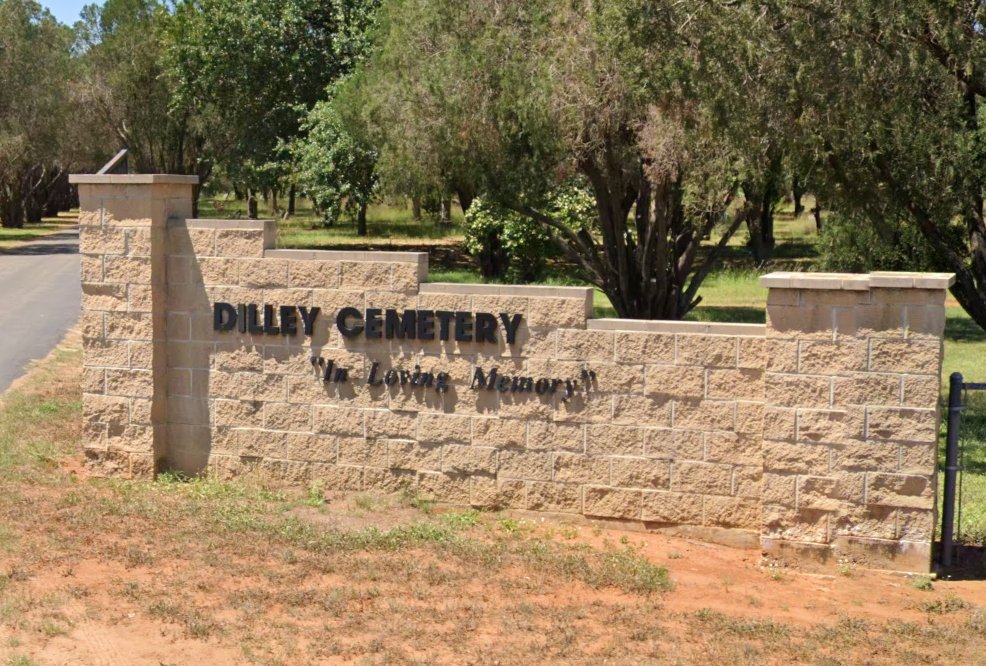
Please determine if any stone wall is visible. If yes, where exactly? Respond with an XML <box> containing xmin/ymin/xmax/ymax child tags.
<box><xmin>71</xmin><ymin>174</ymin><xmax>954</xmax><ymax>572</ymax></box>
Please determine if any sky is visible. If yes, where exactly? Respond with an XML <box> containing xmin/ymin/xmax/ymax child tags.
<box><xmin>43</xmin><ymin>0</ymin><xmax>97</xmax><ymax>26</ymax></box>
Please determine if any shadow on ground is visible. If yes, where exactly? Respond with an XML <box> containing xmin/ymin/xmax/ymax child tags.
<box><xmin>0</xmin><ymin>231</ymin><xmax>79</xmax><ymax>256</ymax></box>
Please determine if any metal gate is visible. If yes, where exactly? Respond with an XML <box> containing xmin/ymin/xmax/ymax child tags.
<box><xmin>939</xmin><ymin>372</ymin><xmax>986</xmax><ymax>568</ymax></box>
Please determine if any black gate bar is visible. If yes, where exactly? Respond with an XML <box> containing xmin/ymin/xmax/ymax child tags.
<box><xmin>940</xmin><ymin>373</ymin><xmax>964</xmax><ymax>568</ymax></box>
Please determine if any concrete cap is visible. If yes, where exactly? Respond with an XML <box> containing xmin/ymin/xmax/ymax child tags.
<box><xmin>760</xmin><ymin>271</ymin><xmax>955</xmax><ymax>290</ymax></box>
<box><xmin>69</xmin><ymin>174</ymin><xmax>200</xmax><ymax>185</ymax></box>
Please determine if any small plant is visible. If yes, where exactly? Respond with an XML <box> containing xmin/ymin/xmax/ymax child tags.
<box><xmin>302</xmin><ymin>482</ymin><xmax>325</xmax><ymax>507</ymax></box>
<box><xmin>920</xmin><ymin>594</ymin><xmax>970</xmax><ymax>614</ymax></box>
<box><xmin>441</xmin><ymin>510</ymin><xmax>481</xmax><ymax>529</ymax></box>
<box><xmin>836</xmin><ymin>558</ymin><xmax>856</xmax><ymax>577</ymax></box>
<box><xmin>667</xmin><ymin>552</ymin><xmax>684</xmax><ymax>560</ymax></box>
<box><xmin>498</xmin><ymin>518</ymin><xmax>521</xmax><ymax>534</ymax></box>
<box><xmin>560</xmin><ymin>527</ymin><xmax>578</xmax><ymax>540</ymax></box>
<box><xmin>910</xmin><ymin>575</ymin><xmax>934</xmax><ymax>591</ymax></box>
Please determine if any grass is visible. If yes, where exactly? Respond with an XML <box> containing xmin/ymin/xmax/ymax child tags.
<box><xmin>0</xmin><ymin>213</ymin><xmax>78</xmax><ymax>249</ymax></box>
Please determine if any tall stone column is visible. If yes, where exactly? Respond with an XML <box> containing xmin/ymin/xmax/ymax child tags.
<box><xmin>760</xmin><ymin>271</ymin><xmax>954</xmax><ymax>570</ymax></box>
<box><xmin>70</xmin><ymin>174</ymin><xmax>197</xmax><ymax>478</ymax></box>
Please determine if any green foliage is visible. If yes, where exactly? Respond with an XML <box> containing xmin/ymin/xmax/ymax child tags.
<box><xmin>0</xmin><ymin>0</ymin><xmax>73</xmax><ymax>228</ymax></box>
<box><xmin>291</xmin><ymin>78</ymin><xmax>378</xmax><ymax>228</ymax></box>
<box><xmin>464</xmin><ymin>198</ymin><xmax>552</xmax><ymax>282</ymax></box>
<box><xmin>817</xmin><ymin>212</ymin><xmax>941</xmax><ymax>273</ymax></box>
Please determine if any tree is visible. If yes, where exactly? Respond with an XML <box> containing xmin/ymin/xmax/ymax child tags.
<box><xmin>357</xmin><ymin>0</ymin><xmax>773</xmax><ymax>318</ymax></box>
<box><xmin>72</xmin><ymin>0</ymin><xmax>210</xmax><ymax>205</ymax></box>
<box><xmin>168</xmin><ymin>0</ymin><xmax>377</xmax><ymax>216</ymax></box>
<box><xmin>291</xmin><ymin>78</ymin><xmax>379</xmax><ymax>235</ymax></box>
<box><xmin>772</xmin><ymin>0</ymin><xmax>986</xmax><ymax>330</ymax></box>
<box><xmin>0</xmin><ymin>0</ymin><xmax>72</xmax><ymax>228</ymax></box>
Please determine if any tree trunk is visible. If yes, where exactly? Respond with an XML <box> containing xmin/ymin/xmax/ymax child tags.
<box><xmin>792</xmin><ymin>176</ymin><xmax>805</xmax><ymax>217</ymax></box>
<box><xmin>438</xmin><ymin>196</ymin><xmax>452</xmax><ymax>226</ymax></box>
<box><xmin>357</xmin><ymin>200</ymin><xmax>368</xmax><ymax>236</ymax></box>
<box><xmin>271</xmin><ymin>190</ymin><xmax>279</xmax><ymax>215</ymax></box>
<box><xmin>0</xmin><ymin>196</ymin><xmax>26</xmax><ymax>229</ymax></box>
<box><xmin>412</xmin><ymin>196</ymin><xmax>422</xmax><ymax>221</ymax></box>
<box><xmin>813</xmin><ymin>203</ymin><xmax>822</xmax><ymax>232</ymax></box>
<box><xmin>456</xmin><ymin>188</ymin><xmax>475</xmax><ymax>214</ymax></box>
<box><xmin>288</xmin><ymin>185</ymin><xmax>296</xmax><ymax>216</ymax></box>
<box><xmin>247</xmin><ymin>190</ymin><xmax>259</xmax><ymax>219</ymax></box>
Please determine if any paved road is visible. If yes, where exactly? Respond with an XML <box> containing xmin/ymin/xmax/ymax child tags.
<box><xmin>0</xmin><ymin>229</ymin><xmax>80</xmax><ymax>393</ymax></box>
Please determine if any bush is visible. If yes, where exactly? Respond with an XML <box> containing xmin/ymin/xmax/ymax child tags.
<box><xmin>464</xmin><ymin>184</ymin><xmax>595</xmax><ymax>283</ymax></box>
<box><xmin>817</xmin><ymin>211</ymin><xmax>940</xmax><ymax>273</ymax></box>
<box><xmin>464</xmin><ymin>198</ymin><xmax>553</xmax><ymax>282</ymax></box>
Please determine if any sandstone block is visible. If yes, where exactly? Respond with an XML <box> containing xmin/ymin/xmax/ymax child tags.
<box><xmin>83</xmin><ymin>368</ymin><xmax>105</xmax><ymax>394</ymax></box>
<box><xmin>552</xmin><ymin>453</ymin><xmax>610</xmax><ymax>484</ymax></box>
<box><xmin>83</xmin><ymin>394</ymin><xmax>130</xmax><ymax>428</ymax></box>
<box><xmin>704</xmin><ymin>496</ymin><xmax>760</xmax><ymax>529</ymax></box>
<box><xmin>869</xmin><ymin>339</ymin><xmax>941</xmax><ymax>375</ymax></box>
<box><xmin>527</xmin><ymin>421</ymin><xmax>584</xmax><ymax>452</ymax></box>
<box><xmin>609</xmin><ymin>457</ymin><xmax>670</xmax><ymax>489</ymax></box>
<box><xmin>797</xmin><ymin>474</ymin><xmax>864</xmax><ymax>511</ymax></box>
<box><xmin>735</xmin><ymin>402</ymin><xmax>765</xmax><ymax>435</ymax></box>
<box><xmin>416</xmin><ymin>472</ymin><xmax>470</xmax><ymax>503</ymax></box>
<box><xmin>765</xmin><ymin>339</ymin><xmax>799</xmax><ymax>373</ymax></box>
<box><xmin>82</xmin><ymin>311</ymin><xmax>104</xmax><ymax>338</ymax></box>
<box><xmin>213</xmin><ymin>399</ymin><xmax>264</xmax><ymax>428</ymax></box>
<box><xmin>763</xmin><ymin>407</ymin><xmax>796</xmax><ymax>441</ymax></box>
<box><xmin>526</xmin><ymin>297</ymin><xmax>589</xmax><ymax>329</ymax></box>
<box><xmin>672</xmin><ymin>399</ymin><xmax>735</xmax><ymax>432</ymax></box>
<box><xmin>641</xmin><ymin>490</ymin><xmax>703</xmax><ymax>524</ymax></box>
<box><xmin>470</xmin><ymin>477</ymin><xmax>526</xmax><ymax>509</ymax></box>
<box><xmin>611</xmin><ymin>394</ymin><xmax>672</xmax><ymax>427</ymax></box>
<box><xmin>762</xmin><ymin>440</ymin><xmax>830</xmax><ymax>475</ymax></box>
<box><xmin>832</xmin><ymin>505</ymin><xmax>897</xmax><ymax>540</ymax></box>
<box><xmin>903</xmin><ymin>305</ymin><xmax>946</xmax><ymax>340</ymax></box>
<box><xmin>798</xmin><ymin>340</ymin><xmax>868</xmax><ymax>375</ymax></box>
<box><xmin>898</xmin><ymin>443</ymin><xmax>935</xmax><ymax>475</ymax></box>
<box><xmin>497</xmin><ymin>449</ymin><xmax>553</xmax><ymax>481</ymax></box>
<box><xmin>105</xmin><ymin>368</ymin><xmax>154</xmax><ymax>399</ymax></box>
<box><xmin>556</xmin><ymin>330</ymin><xmax>615</xmax><ymax>361</ymax></box>
<box><xmin>644</xmin><ymin>365</ymin><xmax>705</xmax><ymax>398</ymax></box>
<box><xmin>585</xmin><ymin>424</ymin><xmax>643</xmax><ymax>456</ymax></box>
<box><xmin>671</xmin><ymin>461</ymin><xmax>733</xmax><ymax>496</ymax></box>
<box><xmin>80</xmin><ymin>226</ymin><xmax>126</xmax><ymax>255</ymax></box>
<box><xmin>614</xmin><ymin>332</ymin><xmax>675</xmax><ymax>364</ymax></box>
<box><xmin>416</xmin><ymin>413</ymin><xmax>471</xmax><ymax>445</ymax></box>
<box><xmin>169</xmin><ymin>228</ymin><xmax>216</xmax><ymax>257</ymax></box>
<box><xmin>766</xmin><ymin>374</ymin><xmax>830</xmax><ymax>407</ymax></box>
<box><xmin>897</xmin><ymin>507</ymin><xmax>934</xmax><ymax>541</ymax></box>
<box><xmin>708</xmin><ymin>368</ymin><xmax>764</xmax><ymax>401</ymax></box>
<box><xmin>83</xmin><ymin>283</ymin><xmax>128</xmax><ymax>312</ymax></box>
<box><xmin>472</xmin><ymin>417</ymin><xmax>526</xmax><ymax>448</ymax></box>
<box><xmin>233</xmin><ymin>429</ymin><xmax>286</xmax><ymax>458</ymax></box>
<box><xmin>583</xmin><ymin>486</ymin><xmax>642</xmax><ymax>519</ymax></box>
<box><xmin>83</xmin><ymin>338</ymin><xmax>130</xmax><ymax>367</ymax></box>
<box><xmin>525</xmin><ymin>481</ymin><xmax>582</xmax><ymax>512</ymax></box>
<box><xmin>365</xmin><ymin>410</ymin><xmax>417</xmax><ymax>439</ymax></box>
<box><xmin>829</xmin><ymin>440</ymin><xmax>899</xmax><ymax>473</ymax></box>
<box><xmin>768</xmin><ymin>305</ymin><xmax>837</xmax><ymax>339</ymax></box>
<box><xmin>239</xmin><ymin>258</ymin><xmax>288</xmax><ymax>288</ymax></box>
<box><xmin>643</xmin><ymin>428</ymin><xmax>704</xmax><ymax>461</ymax></box>
<box><xmin>866</xmin><ymin>473</ymin><xmax>934</xmax><ymax>509</ymax></box>
<box><xmin>761</xmin><ymin>505</ymin><xmax>830</xmax><ymax>543</ymax></box>
<box><xmin>866</xmin><ymin>407</ymin><xmax>937</xmax><ymax>443</ymax></box>
<box><xmin>901</xmin><ymin>375</ymin><xmax>941</xmax><ymax>408</ymax></box>
<box><xmin>443</xmin><ymin>445</ymin><xmax>497</xmax><ymax>475</ymax></box>
<box><xmin>387</xmin><ymin>440</ymin><xmax>442</xmax><ymax>472</ymax></box>
<box><xmin>125</xmin><ymin>228</ymin><xmax>153</xmax><ymax>257</ymax></box>
<box><xmin>215</xmin><ymin>229</ymin><xmax>264</xmax><ymax>258</ymax></box>
<box><xmin>81</xmin><ymin>254</ymin><xmax>103</xmax><ymax>282</ymax></box>
<box><xmin>197</xmin><ymin>257</ymin><xmax>239</xmax><ymax>285</ymax></box>
<box><xmin>676</xmin><ymin>335</ymin><xmax>737</xmax><ymax>367</ymax></box>
<box><xmin>310</xmin><ymin>463</ymin><xmax>363</xmax><ymax>491</ymax></box>
<box><xmin>363</xmin><ymin>467</ymin><xmax>416</xmax><ymax>493</ymax></box>
<box><xmin>761</xmin><ymin>473</ymin><xmax>797</xmax><ymax>507</ymax></box>
<box><xmin>733</xmin><ymin>466</ymin><xmax>762</xmax><ymax>498</ymax></box>
<box><xmin>737</xmin><ymin>337</ymin><xmax>766</xmax><ymax>369</ymax></box>
<box><xmin>797</xmin><ymin>408</ymin><xmax>865</xmax><ymax>444</ymax></box>
<box><xmin>264</xmin><ymin>402</ymin><xmax>312</xmax><ymax>431</ymax></box>
<box><xmin>705</xmin><ymin>432</ymin><xmax>761</xmax><ymax>466</ymax></box>
<box><xmin>590</xmin><ymin>363</ymin><xmax>644</xmax><ymax>393</ymax></box>
<box><xmin>105</xmin><ymin>312</ymin><xmax>153</xmax><ymax>341</ymax></box>
<box><xmin>285</xmin><ymin>434</ymin><xmax>336</xmax><ymax>462</ymax></box>
<box><xmin>340</xmin><ymin>261</ymin><xmax>391</xmax><ymax>291</ymax></box>
<box><xmin>832</xmin><ymin>374</ymin><xmax>901</xmax><ymax>407</ymax></box>
<box><xmin>104</xmin><ymin>256</ymin><xmax>152</xmax><ymax>284</ymax></box>
<box><xmin>288</xmin><ymin>260</ymin><xmax>341</xmax><ymax>289</ymax></box>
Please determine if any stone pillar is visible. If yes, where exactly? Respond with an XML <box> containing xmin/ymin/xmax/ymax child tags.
<box><xmin>70</xmin><ymin>174</ymin><xmax>197</xmax><ymax>478</ymax></box>
<box><xmin>760</xmin><ymin>271</ymin><xmax>954</xmax><ymax>571</ymax></box>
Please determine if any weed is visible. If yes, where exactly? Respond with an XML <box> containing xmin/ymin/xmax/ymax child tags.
<box><xmin>920</xmin><ymin>595</ymin><xmax>970</xmax><ymax>614</ymax></box>
<box><xmin>910</xmin><ymin>575</ymin><xmax>934</xmax><ymax>591</ymax></box>
<box><xmin>969</xmin><ymin>607</ymin><xmax>986</xmax><ymax>633</ymax></box>
<box><xmin>836</xmin><ymin>558</ymin><xmax>856</xmax><ymax>577</ymax></box>
<box><xmin>37</xmin><ymin>619</ymin><xmax>68</xmax><ymax>637</ymax></box>
<box><xmin>148</xmin><ymin>600</ymin><xmax>220</xmax><ymax>639</ymax></box>
<box><xmin>667</xmin><ymin>552</ymin><xmax>684</xmax><ymax>560</ymax></box>
<box><xmin>560</xmin><ymin>527</ymin><xmax>578</xmax><ymax>540</ymax></box>
<box><xmin>8</xmin><ymin>656</ymin><xmax>37</xmax><ymax>666</ymax></box>
<box><xmin>441</xmin><ymin>510</ymin><xmax>480</xmax><ymax>529</ymax></box>
<box><xmin>303</xmin><ymin>482</ymin><xmax>325</xmax><ymax>507</ymax></box>
<box><xmin>498</xmin><ymin>518</ymin><xmax>521</xmax><ymax>534</ymax></box>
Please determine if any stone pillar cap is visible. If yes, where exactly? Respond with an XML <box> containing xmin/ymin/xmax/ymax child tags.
<box><xmin>760</xmin><ymin>271</ymin><xmax>955</xmax><ymax>290</ymax></box>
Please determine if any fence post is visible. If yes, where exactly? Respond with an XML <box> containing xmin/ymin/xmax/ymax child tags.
<box><xmin>940</xmin><ymin>371</ymin><xmax>964</xmax><ymax>568</ymax></box>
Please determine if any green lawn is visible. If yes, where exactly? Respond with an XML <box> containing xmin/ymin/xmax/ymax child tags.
<box><xmin>0</xmin><ymin>211</ymin><xmax>78</xmax><ymax>248</ymax></box>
